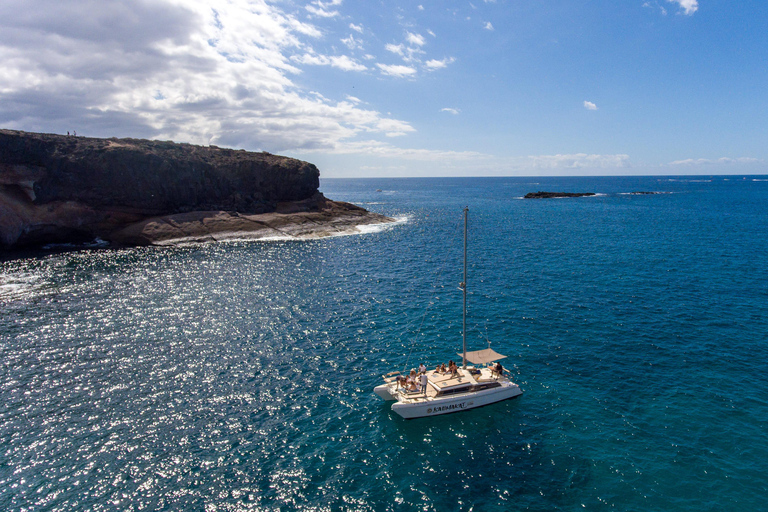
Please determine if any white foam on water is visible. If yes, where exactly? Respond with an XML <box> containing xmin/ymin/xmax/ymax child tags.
<box><xmin>211</xmin><ymin>216</ymin><xmax>409</xmax><ymax>244</ymax></box>
<box><xmin>0</xmin><ymin>273</ymin><xmax>45</xmax><ymax>301</ymax></box>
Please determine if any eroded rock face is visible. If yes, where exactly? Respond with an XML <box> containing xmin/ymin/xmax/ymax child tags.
<box><xmin>0</xmin><ymin>129</ymin><xmax>390</xmax><ymax>249</ymax></box>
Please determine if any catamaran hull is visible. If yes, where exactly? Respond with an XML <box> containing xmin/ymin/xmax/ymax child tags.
<box><xmin>390</xmin><ymin>384</ymin><xmax>522</xmax><ymax>419</ymax></box>
<box><xmin>374</xmin><ymin>384</ymin><xmax>397</xmax><ymax>401</ymax></box>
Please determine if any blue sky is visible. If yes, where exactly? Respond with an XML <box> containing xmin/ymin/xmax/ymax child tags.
<box><xmin>0</xmin><ymin>0</ymin><xmax>766</xmax><ymax>177</ymax></box>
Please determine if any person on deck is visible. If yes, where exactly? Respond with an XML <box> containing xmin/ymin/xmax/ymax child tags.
<box><xmin>420</xmin><ymin>372</ymin><xmax>428</xmax><ymax>395</ymax></box>
<box><xmin>406</xmin><ymin>369</ymin><xmax>418</xmax><ymax>391</ymax></box>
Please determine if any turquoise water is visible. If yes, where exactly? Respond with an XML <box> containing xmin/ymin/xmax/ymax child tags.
<box><xmin>2</xmin><ymin>176</ymin><xmax>767</xmax><ymax>511</ymax></box>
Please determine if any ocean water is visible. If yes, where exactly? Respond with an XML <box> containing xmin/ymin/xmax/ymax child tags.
<box><xmin>1</xmin><ymin>176</ymin><xmax>767</xmax><ymax>511</ymax></box>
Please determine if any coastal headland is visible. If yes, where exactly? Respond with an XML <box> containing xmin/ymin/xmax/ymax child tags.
<box><xmin>0</xmin><ymin>129</ymin><xmax>394</xmax><ymax>250</ymax></box>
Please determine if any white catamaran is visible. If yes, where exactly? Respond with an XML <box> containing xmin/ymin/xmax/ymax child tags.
<box><xmin>374</xmin><ymin>207</ymin><xmax>522</xmax><ymax>419</ymax></box>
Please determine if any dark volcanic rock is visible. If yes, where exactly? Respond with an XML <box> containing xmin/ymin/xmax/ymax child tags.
<box><xmin>110</xmin><ymin>195</ymin><xmax>389</xmax><ymax>246</ymax></box>
<box><xmin>0</xmin><ymin>129</ymin><xmax>393</xmax><ymax>249</ymax></box>
<box><xmin>524</xmin><ymin>191</ymin><xmax>596</xmax><ymax>199</ymax></box>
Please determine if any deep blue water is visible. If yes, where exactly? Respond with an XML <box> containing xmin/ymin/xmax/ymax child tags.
<box><xmin>1</xmin><ymin>176</ymin><xmax>767</xmax><ymax>511</ymax></box>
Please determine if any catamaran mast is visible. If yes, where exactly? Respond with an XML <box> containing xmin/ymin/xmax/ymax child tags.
<box><xmin>462</xmin><ymin>206</ymin><xmax>468</xmax><ymax>369</ymax></box>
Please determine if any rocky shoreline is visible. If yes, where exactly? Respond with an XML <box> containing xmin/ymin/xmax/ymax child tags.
<box><xmin>111</xmin><ymin>194</ymin><xmax>394</xmax><ymax>246</ymax></box>
<box><xmin>0</xmin><ymin>129</ymin><xmax>394</xmax><ymax>250</ymax></box>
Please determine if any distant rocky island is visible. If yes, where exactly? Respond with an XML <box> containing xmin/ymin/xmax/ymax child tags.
<box><xmin>524</xmin><ymin>191</ymin><xmax>596</xmax><ymax>199</ymax></box>
<box><xmin>523</xmin><ymin>191</ymin><xmax>663</xmax><ymax>199</ymax></box>
<box><xmin>0</xmin><ymin>129</ymin><xmax>394</xmax><ymax>250</ymax></box>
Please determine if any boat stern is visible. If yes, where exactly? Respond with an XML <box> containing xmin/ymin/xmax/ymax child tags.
<box><xmin>374</xmin><ymin>383</ymin><xmax>397</xmax><ymax>401</ymax></box>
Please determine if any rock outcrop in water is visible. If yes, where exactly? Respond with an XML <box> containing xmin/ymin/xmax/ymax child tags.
<box><xmin>524</xmin><ymin>191</ymin><xmax>596</xmax><ymax>199</ymax></box>
<box><xmin>0</xmin><ymin>129</ymin><xmax>393</xmax><ymax>249</ymax></box>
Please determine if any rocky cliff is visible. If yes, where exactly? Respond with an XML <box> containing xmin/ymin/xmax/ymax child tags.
<box><xmin>0</xmin><ymin>129</ymin><xmax>392</xmax><ymax>249</ymax></box>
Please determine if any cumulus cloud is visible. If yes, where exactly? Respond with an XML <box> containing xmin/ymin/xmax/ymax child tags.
<box><xmin>385</xmin><ymin>43</ymin><xmax>405</xmax><ymax>57</ymax></box>
<box><xmin>406</xmin><ymin>32</ymin><xmax>426</xmax><ymax>46</ymax></box>
<box><xmin>331</xmin><ymin>55</ymin><xmax>368</xmax><ymax>71</ymax></box>
<box><xmin>584</xmin><ymin>100</ymin><xmax>598</xmax><ymax>110</ymax></box>
<box><xmin>484</xmin><ymin>22</ymin><xmax>494</xmax><ymax>31</ymax></box>
<box><xmin>376</xmin><ymin>118</ymin><xmax>416</xmax><ymax>137</ymax></box>
<box><xmin>0</xmin><ymin>0</ymin><xmax>417</xmax><ymax>153</ymax></box>
<box><xmin>668</xmin><ymin>0</ymin><xmax>698</xmax><ymax>15</ymax></box>
<box><xmin>441</xmin><ymin>108</ymin><xmax>460</xmax><ymax>115</ymax></box>
<box><xmin>425</xmin><ymin>57</ymin><xmax>455</xmax><ymax>70</ymax></box>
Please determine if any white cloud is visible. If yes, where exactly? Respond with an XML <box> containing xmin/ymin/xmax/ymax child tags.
<box><xmin>425</xmin><ymin>57</ymin><xmax>455</xmax><ymax>70</ymax></box>
<box><xmin>527</xmin><ymin>154</ymin><xmax>631</xmax><ymax>169</ymax></box>
<box><xmin>320</xmin><ymin>140</ymin><xmax>484</xmax><ymax>161</ymax></box>
<box><xmin>349</xmin><ymin>23</ymin><xmax>363</xmax><ymax>34</ymax></box>
<box><xmin>292</xmin><ymin>52</ymin><xmax>367</xmax><ymax>72</ymax></box>
<box><xmin>584</xmin><ymin>100</ymin><xmax>598</xmax><ymax>110</ymax></box>
<box><xmin>441</xmin><ymin>108</ymin><xmax>460</xmax><ymax>115</ymax></box>
<box><xmin>376</xmin><ymin>118</ymin><xmax>416</xmax><ymax>137</ymax></box>
<box><xmin>668</xmin><ymin>157</ymin><xmax>762</xmax><ymax>166</ymax></box>
<box><xmin>385</xmin><ymin>38</ymin><xmax>424</xmax><ymax>63</ymax></box>
<box><xmin>385</xmin><ymin>43</ymin><xmax>405</xmax><ymax>57</ymax></box>
<box><xmin>383</xmin><ymin>30</ymin><xmax>437</xmax><ymax>70</ymax></box>
<box><xmin>328</xmin><ymin>55</ymin><xmax>367</xmax><ymax>72</ymax></box>
<box><xmin>341</xmin><ymin>33</ymin><xmax>363</xmax><ymax>51</ymax></box>
<box><xmin>406</xmin><ymin>32</ymin><xmax>426</xmax><ymax>46</ymax></box>
<box><xmin>376</xmin><ymin>63</ymin><xmax>418</xmax><ymax>78</ymax></box>
<box><xmin>305</xmin><ymin>0</ymin><xmax>343</xmax><ymax>18</ymax></box>
<box><xmin>668</xmin><ymin>0</ymin><xmax>698</xmax><ymax>15</ymax></box>
<box><xmin>484</xmin><ymin>22</ymin><xmax>494</xmax><ymax>31</ymax></box>
<box><xmin>0</xmin><ymin>0</ymin><xmax>416</xmax><ymax>154</ymax></box>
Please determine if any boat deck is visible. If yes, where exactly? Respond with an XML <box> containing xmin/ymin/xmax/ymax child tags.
<box><xmin>395</xmin><ymin>366</ymin><xmax>504</xmax><ymax>402</ymax></box>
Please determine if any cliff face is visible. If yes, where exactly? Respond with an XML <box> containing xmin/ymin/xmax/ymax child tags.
<box><xmin>0</xmin><ymin>130</ymin><xmax>385</xmax><ymax>249</ymax></box>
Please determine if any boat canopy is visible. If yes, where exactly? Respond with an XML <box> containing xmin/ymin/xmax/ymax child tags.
<box><xmin>458</xmin><ymin>348</ymin><xmax>507</xmax><ymax>365</ymax></box>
